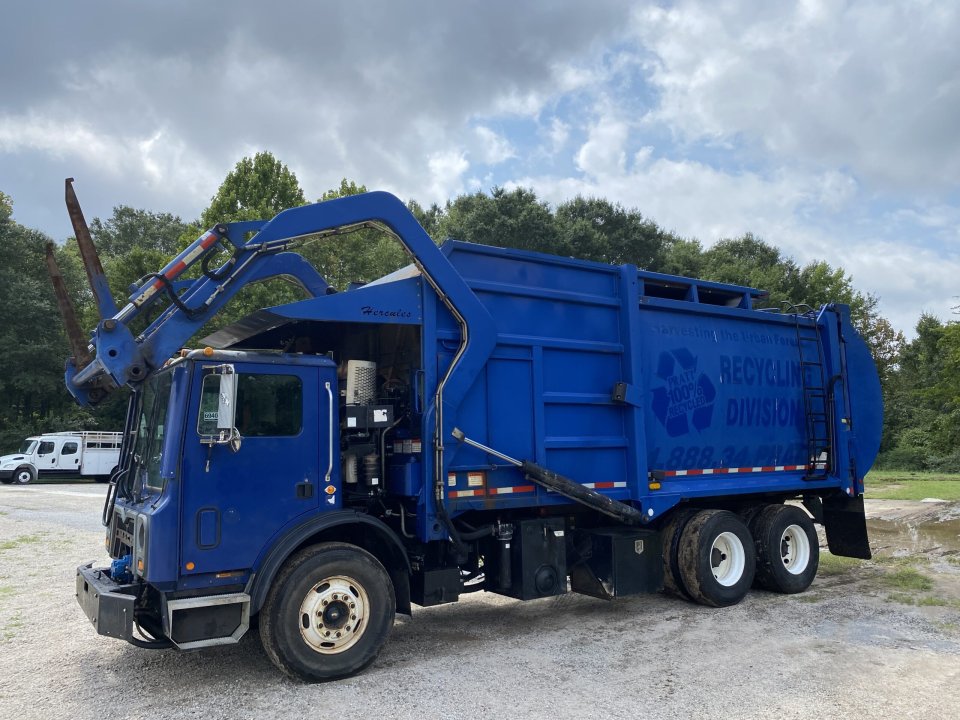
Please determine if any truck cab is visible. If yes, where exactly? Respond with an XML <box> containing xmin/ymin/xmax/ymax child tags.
<box><xmin>85</xmin><ymin>345</ymin><xmax>416</xmax><ymax>658</ymax></box>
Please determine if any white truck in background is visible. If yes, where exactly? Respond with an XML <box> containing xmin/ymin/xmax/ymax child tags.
<box><xmin>0</xmin><ymin>431</ymin><xmax>121</xmax><ymax>484</ymax></box>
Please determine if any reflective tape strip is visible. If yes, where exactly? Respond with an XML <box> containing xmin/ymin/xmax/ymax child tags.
<box><xmin>449</xmin><ymin>489</ymin><xmax>484</xmax><ymax>498</ymax></box>
<box><xmin>489</xmin><ymin>485</ymin><xmax>535</xmax><ymax>495</ymax></box>
<box><xmin>133</xmin><ymin>231</ymin><xmax>220</xmax><ymax>307</ymax></box>
<box><xmin>582</xmin><ymin>481</ymin><xmax>628</xmax><ymax>489</ymax></box>
<box><xmin>660</xmin><ymin>464</ymin><xmax>810</xmax><ymax>478</ymax></box>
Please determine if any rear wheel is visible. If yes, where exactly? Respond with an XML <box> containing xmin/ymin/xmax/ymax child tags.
<box><xmin>752</xmin><ymin>504</ymin><xmax>819</xmax><ymax>594</ymax></box>
<box><xmin>660</xmin><ymin>507</ymin><xmax>698</xmax><ymax>598</ymax></box>
<box><xmin>678</xmin><ymin>510</ymin><xmax>755</xmax><ymax>607</ymax></box>
<box><xmin>260</xmin><ymin>542</ymin><xmax>395</xmax><ymax>682</ymax></box>
<box><xmin>14</xmin><ymin>466</ymin><xmax>35</xmax><ymax>484</ymax></box>
<box><xmin>95</xmin><ymin>466</ymin><xmax>118</xmax><ymax>484</ymax></box>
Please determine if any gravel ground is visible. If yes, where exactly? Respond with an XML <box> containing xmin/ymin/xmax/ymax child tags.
<box><xmin>1</xmin><ymin>484</ymin><xmax>958</xmax><ymax>720</ymax></box>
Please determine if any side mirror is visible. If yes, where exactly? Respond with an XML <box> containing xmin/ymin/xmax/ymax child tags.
<box><xmin>198</xmin><ymin>365</ymin><xmax>242</xmax><ymax>451</ymax></box>
<box><xmin>217</xmin><ymin>371</ymin><xmax>237</xmax><ymax>433</ymax></box>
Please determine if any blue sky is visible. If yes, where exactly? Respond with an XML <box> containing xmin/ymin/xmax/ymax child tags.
<box><xmin>1</xmin><ymin>1</ymin><xmax>958</xmax><ymax>336</ymax></box>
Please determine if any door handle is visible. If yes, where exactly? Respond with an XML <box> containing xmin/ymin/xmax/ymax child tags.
<box><xmin>296</xmin><ymin>481</ymin><xmax>314</xmax><ymax>499</ymax></box>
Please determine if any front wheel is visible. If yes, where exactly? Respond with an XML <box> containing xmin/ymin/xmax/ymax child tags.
<box><xmin>14</xmin><ymin>466</ymin><xmax>35</xmax><ymax>484</ymax></box>
<box><xmin>678</xmin><ymin>509</ymin><xmax>755</xmax><ymax>607</ymax></box>
<box><xmin>752</xmin><ymin>504</ymin><xmax>819</xmax><ymax>594</ymax></box>
<box><xmin>260</xmin><ymin>542</ymin><xmax>395</xmax><ymax>682</ymax></box>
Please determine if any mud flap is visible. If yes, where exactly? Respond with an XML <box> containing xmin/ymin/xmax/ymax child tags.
<box><xmin>823</xmin><ymin>494</ymin><xmax>872</xmax><ymax>559</ymax></box>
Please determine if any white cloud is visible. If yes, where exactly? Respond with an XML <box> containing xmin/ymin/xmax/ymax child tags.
<box><xmin>632</xmin><ymin>1</ymin><xmax>960</xmax><ymax>191</ymax></box>
<box><xmin>473</xmin><ymin>126</ymin><xmax>515</xmax><ymax>165</ymax></box>
<box><xmin>546</xmin><ymin>118</ymin><xmax>570</xmax><ymax>154</ymax></box>
<box><xmin>575</xmin><ymin>115</ymin><xmax>630</xmax><ymax>177</ymax></box>
<box><xmin>426</xmin><ymin>150</ymin><xmax>470</xmax><ymax>204</ymax></box>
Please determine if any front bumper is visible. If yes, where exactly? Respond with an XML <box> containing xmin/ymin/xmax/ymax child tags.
<box><xmin>76</xmin><ymin>561</ymin><xmax>139</xmax><ymax>640</ymax></box>
<box><xmin>0</xmin><ymin>469</ymin><xmax>14</xmax><ymax>481</ymax></box>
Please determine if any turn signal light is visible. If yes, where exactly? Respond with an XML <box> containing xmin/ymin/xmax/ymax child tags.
<box><xmin>185</xmin><ymin>561</ymin><xmax>195</xmax><ymax>571</ymax></box>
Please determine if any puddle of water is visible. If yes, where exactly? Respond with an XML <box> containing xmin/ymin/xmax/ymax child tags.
<box><xmin>867</xmin><ymin>517</ymin><xmax>960</xmax><ymax>557</ymax></box>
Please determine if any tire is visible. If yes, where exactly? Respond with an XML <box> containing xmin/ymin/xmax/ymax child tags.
<box><xmin>678</xmin><ymin>509</ymin><xmax>755</xmax><ymax>607</ymax></box>
<box><xmin>260</xmin><ymin>542</ymin><xmax>395</xmax><ymax>682</ymax></box>
<box><xmin>96</xmin><ymin>466</ymin><xmax>120</xmax><ymax>484</ymax></box>
<box><xmin>14</xmin><ymin>466</ymin><xmax>35</xmax><ymax>485</ymax></box>
<box><xmin>751</xmin><ymin>504</ymin><xmax>819</xmax><ymax>594</ymax></box>
<box><xmin>660</xmin><ymin>507</ymin><xmax>698</xmax><ymax>599</ymax></box>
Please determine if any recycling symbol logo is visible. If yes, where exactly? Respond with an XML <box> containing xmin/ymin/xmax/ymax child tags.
<box><xmin>651</xmin><ymin>349</ymin><xmax>716</xmax><ymax>437</ymax></box>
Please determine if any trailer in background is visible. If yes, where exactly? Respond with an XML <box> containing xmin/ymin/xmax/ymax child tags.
<box><xmin>0</xmin><ymin>431</ymin><xmax>121</xmax><ymax>484</ymax></box>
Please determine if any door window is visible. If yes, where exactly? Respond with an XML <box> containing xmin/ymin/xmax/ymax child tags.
<box><xmin>198</xmin><ymin>374</ymin><xmax>303</xmax><ymax>438</ymax></box>
<box><xmin>61</xmin><ymin>442</ymin><xmax>79</xmax><ymax>456</ymax></box>
<box><xmin>38</xmin><ymin>441</ymin><xmax>55</xmax><ymax>455</ymax></box>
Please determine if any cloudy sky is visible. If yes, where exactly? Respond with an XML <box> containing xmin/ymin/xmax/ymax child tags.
<box><xmin>2</xmin><ymin>1</ymin><xmax>957</xmax><ymax>335</ymax></box>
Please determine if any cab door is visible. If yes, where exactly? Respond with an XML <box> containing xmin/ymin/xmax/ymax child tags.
<box><xmin>59</xmin><ymin>440</ymin><xmax>81</xmax><ymax>475</ymax></box>
<box><xmin>36</xmin><ymin>439</ymin><xmax>59</xmax><ymax>472</ymax></box>
<box><xmin>180</xmin><ymin>362</ymin><xmax>330</xmax><ymax>577</ymax></box>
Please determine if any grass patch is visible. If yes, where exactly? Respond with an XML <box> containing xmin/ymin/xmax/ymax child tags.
<box><xmin>874</xmin><ymin>554</ymin><xmax>931</xmax><ymax>567</ymax></box>
<box><xmin>1</xmin><ymin>612</ymin><xmax>22</xmax><ymax>641</ymax></box>
<box><xmin>916</xmin><ymin>596</ymin><xmax>960</xmax><ymax>608</ymax></box>
<box><xmin>0</xmin><ymin>534</ymin><xmax>43</xmax><ymax>551</ymax></box>
<box><xmin>885</xmin><ymin>591</ymin><xmax>917</xmax><ymax>605</ymax></box>
<box><xmin>864</xmin><ymin>470</ymin><xmax>960</xmax><ymax>501</ymax></box>
<box><xmin>0</xmin><ymin>585</ymin><xmax>13</xmax><ymax>599</ymax></box>
<box><xmin>879</xmin><ymin>567</ymin><xmax>934</xmax><ymax>591</ymax></box>
<box><xmin>818</xmin><ymin>552</ymin><xmax>862</xmax><ymax>576</ymax></box>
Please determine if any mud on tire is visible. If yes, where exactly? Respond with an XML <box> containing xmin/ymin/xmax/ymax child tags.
<box><xmin>751</xmin><ymin>504</ymin><xmax>819</xmax><ymax>594</ymax></box>
<box><xmin>661</xmin><ymin>507</ymin><xmax>698</xmax><ymax>599</ymax></box>
<box><xmin>678</xmin><ymin>509</ymin><xmax>755</xmax><ymax>607</ymax></box>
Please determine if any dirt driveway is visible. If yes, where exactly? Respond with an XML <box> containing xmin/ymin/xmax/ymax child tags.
<box><xmin>1</xmin><ymin>485</ymin><xmax>958</xmax><ymax>720</ymax></box>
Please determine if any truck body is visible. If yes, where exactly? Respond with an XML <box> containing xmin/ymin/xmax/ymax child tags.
<box><xmin>55</xmin><ymin>185</ymin><xmax>881</xmax><ymax>681</ymax></box>
<box><xmin>0</xmin><ymin>431</ymin><xmax>121</xmax><ymax>484</ymax></box>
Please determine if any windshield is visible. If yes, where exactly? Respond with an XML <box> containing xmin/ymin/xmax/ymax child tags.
<box><xmin>18</xmin><ymin>440</ymin><xmax>37</xmax><ymax>454</ymax></box>
<box><xmin>129</xmin><ymin>372</ymin><xmax>173</xmax><ymax>497</ymax></box>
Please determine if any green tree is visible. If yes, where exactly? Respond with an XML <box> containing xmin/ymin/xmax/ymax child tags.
<box><xmin>439</xmin><ymin>187</ymin><xmax>560</xmax><ymax>255</ymax></box>
<box><xmin>200</xmin><ymin>151</ymin><xmax>306</xmax><ymax>227</ymax></box>
<box><xmin>554</xmin><ymin>196</ymin><xmax>673</xmax><ymax>268</ymax></box>
<box><xmin>878</xmin><ymin>314</ymin><xmax>952</xmax><ymax>468</ymax></box>
<box><xmin>0</xmin><ymin>193</ymin><xmax>99</xmax><ymax>450</ymax></box>
<box><xmin>189</xmin><ymin>153</ymin><xmax>311</xmax><ymax>333</ymax></box>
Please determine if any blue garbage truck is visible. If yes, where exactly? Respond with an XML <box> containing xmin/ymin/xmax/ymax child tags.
<box><xmin>54</xmin><ymin>180</ymin><xmax>882</xmax><ymax>681</ymax></box>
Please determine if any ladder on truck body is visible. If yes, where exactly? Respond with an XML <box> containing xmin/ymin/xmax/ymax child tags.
<box><xmin>788</xmin><ymin>305</ymin><xmax>833</xmax><ymax>480</ymax></box>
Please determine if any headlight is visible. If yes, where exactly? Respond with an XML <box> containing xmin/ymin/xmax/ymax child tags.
<box><xmin>0</xmin><ymin>463</ymin><xmax>15</xmax><ymax>470</ymax></box>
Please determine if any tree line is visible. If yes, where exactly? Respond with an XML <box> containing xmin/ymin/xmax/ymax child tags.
<box><xmin>0</xmin><ymin>153</ymin><xmax>953</xmax><ymax>470</ymax></box>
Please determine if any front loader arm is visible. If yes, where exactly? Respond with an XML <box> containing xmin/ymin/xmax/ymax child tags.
<box><xmin>55</xmin><ymin>182</ymin><xmax>496</xmax><ymax>417</ymax></box>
